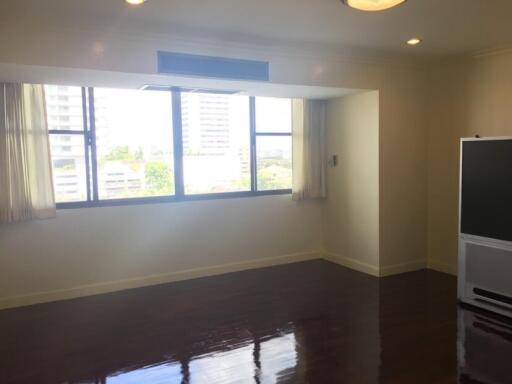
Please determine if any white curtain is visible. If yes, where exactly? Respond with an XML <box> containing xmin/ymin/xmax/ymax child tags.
<box><xmin>0</xmin><ymin>83</ymin><xmax>56</xmax><ymax>223</ymax></box>
<box><xmin>291</xmin><ymin>99</ymin><xmax>327</xmax><ymax>201</ymax></box>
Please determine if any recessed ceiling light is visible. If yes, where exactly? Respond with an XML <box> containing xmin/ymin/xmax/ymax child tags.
<box><xmin>406</xmin><ymin>38</ymin><xmax>422</xmax><ymax>46</ymax></box>
<box><xmin>342</xmin><ymin>0</ymin><xmax>406</xmax><ymax>12</ymax></box>
<box><xmin>125</xmin><ymin>0</ymin><xmax>146</xmax><ymax>5</ymax></box>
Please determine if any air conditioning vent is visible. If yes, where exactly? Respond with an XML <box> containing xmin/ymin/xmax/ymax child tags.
<box><xmin>473</xmin><ymin>287</ymin><xmax>512</xmax><ymax>306</ymax></box>
<box><xmin>459</xmin><ymin>239</ymin><xmax>512</xmax><ymax>317</ymax></box>
<box><xmin>139</xmin><ymin>85</ymin><xmax>243</xmax><ymax>95</ymax></box>
<box><xmin>157</xmin><ymin>51</ymin><xmax>269</xmax><ymax>81</ymax></box>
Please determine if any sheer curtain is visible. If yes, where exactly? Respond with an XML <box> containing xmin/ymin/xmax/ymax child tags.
<box><xmin>291</xmin><ymin>99</ymin><xmax>327</xmax><ymax>201</ymax></box>
<box><xmin>0</xmin><ymin>83</ymin><xmax>56</xmax><ymax>223</ymax></box>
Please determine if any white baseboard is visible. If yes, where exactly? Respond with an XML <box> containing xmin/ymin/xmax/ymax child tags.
<box><xmin>0</xmin><ymin>251</ymin><xmax>321</xmax><ymax>310</ymax></box>
<box><xmin>323</xmin><ymin>252</ymin><xmax>380</xmax><ymax>277</ymax></box>
<box><xmin>0</xmin><ymin>251</ymin><xmax>456</xmax><ymax>311</ymax></box>
<box><xmin>379</xmin><ymin>259</ymin><xmax>427</xmax><ymax>277</ymax></box>
<box><xmin>323</xmin><ymin>252</ymin><xmax>427</xmax><ymax>277</ymax></box>
<box><xmin>427</xmin><ymin>259</ymin><xmax>457</xmax><ymax>276</ymax></box>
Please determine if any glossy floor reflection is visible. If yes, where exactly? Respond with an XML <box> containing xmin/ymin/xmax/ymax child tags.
<box><xmin>0</xmin><ymin>260</ymin><xmax>510</xmax><ymax>383</ymax></box>
<box><xmin>458</xmin><ymin>307</ymin><xmax>512</xmax><ymax>383</ymax></box>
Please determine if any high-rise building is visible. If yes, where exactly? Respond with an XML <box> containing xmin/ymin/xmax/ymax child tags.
<box><xmin>45</xmin><ymin>85</ymin><xmax>88</xmax><ymax>202</ymax></box>
<box><xmin>181</xmin><ymin>92</ymin><xmax>250</xmax><ymax>193</ymax></box>
<box><xmin>181</xmin><ymin>92</ymin><xmax>231</xmax><ymax>156</ymax></box>
<box><xmin>45</xmin><ymin>86</ymin><xmax>149</xmax><ymax>201</ymax></box>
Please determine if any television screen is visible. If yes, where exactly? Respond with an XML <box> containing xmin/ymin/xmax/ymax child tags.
<box><xmin>461</xmin><ymin>139</ymin><xmax>512</xmax><ymax>242</ymax></box>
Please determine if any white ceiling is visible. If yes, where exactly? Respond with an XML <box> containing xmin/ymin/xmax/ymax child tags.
<box><xmin>2</xmin><ymin>0</ymin><xmax>512</xmax><ymax>57</ymax></box>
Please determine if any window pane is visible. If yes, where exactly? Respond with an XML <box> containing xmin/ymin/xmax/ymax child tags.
<box><xmin>44</xmin><ymin>85</ymin><xmax>84</xmax><ymax>131</ymax></box>
<box><xmin>50</xmin><ymin>135</ymin><xmax>88</xmax><ymax>202</ymax></box>
<box><xmin>255</xmin><ymin>97</ymin><xmax>292</xmax><ymax>133</ymax></box>
<box><xmin>257</xmin><ymin>136</ymin><xmax>292</xmax><ymax>191</ymax></box>
<box><xmin>182</xmin><ymin>92</ymin><xmax>250</xmax><ymax>194</ymax></box>
<box><xmin>94</xmin><ymin>88</ymin><xmax>174</xmax><ymax>200</ymax></box>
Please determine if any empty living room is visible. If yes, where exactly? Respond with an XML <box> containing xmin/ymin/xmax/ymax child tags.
<box><xmin>1</xmin><ymin>0</ymin><xmax>512</xmax><ymax>383</ymax></box>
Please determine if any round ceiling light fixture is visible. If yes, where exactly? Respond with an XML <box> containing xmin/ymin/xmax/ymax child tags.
<box><xmin>406</xmin><ymin>37</ymin><xmax>422</xmax><ymax>46</ymax></box>
<box><xmin>125</xmin><ymin>0</ymin><xmax>147</xmax><ymax>5</ymax></box>
<box><xmin>342</xmin><ymin>0</ymin><xmax>406</xmax><ymax>12</ymax></box>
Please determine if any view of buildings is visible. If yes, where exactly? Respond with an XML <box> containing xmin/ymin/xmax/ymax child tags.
<box><xmin>181</xmin><ymin>92</ymin><xmax>251</xmax><ymax>194</ymax></box>
<box><xmin>182</xmin><ymin>93</ymin><xmax>292</xmax><ymax>193</ymax></box>
<box><xmin>93</xmin><ymin>87</ymin><xmax>175</xmax><ymax>200</ymax></box>
<box><xmin>45</xmin><ymin>86</ymin><xmax>88</xmax><ymax>202</ymax></box>
<box><xmin>255</xmin><ymin>97</ymin><xmax>293</xmax><ymax>191</ymax></box>
<box><xmin>46</xmin><ymin>85</ymin><xmax>175</xmax><ymax>202</ymax></box>
<box><xmin>45</xmin><ymin>86</ymin><xmax>292</xmax><ymax>203</ymax></box>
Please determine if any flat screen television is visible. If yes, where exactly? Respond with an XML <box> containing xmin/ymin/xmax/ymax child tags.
<box><xmin>460</xmin><ymin>138</ymin><xmax>512</xmax><ymax>242</ymax></box>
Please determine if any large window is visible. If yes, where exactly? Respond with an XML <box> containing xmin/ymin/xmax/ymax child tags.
<box><xmin>45</xmin><ymin>86</ymin><xmax>293</xmax><ymax>208</ymax></box>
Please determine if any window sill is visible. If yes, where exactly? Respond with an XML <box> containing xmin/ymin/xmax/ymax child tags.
<box><xmin>56</xmin><ymin>189</ymin><xmax>292</xmax><ymax>210</ymax></box>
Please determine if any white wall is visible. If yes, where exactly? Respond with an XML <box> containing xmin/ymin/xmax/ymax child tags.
<box><xmin>0</xmin><ymin>23</ymin><xmax>430</xmax><ymax>306</ymax></box>
<box><xmin>428</xmin><ymin>51</ymin><xmax>512</xmax><ymax>275</ymax></box>
<box><xmin>0</xmin><ymin>196</ymin><xmax>322</xmax><ymax>307</ymax></box>
<box><xmin>378</xmin><ymin>71</ymin><xmax>429</xmax><ymax>273</ymax></box>
<box><xmin>324</xmin><ymin>91</ymin><xmax>380</xmax><ymax>275</ymax></box>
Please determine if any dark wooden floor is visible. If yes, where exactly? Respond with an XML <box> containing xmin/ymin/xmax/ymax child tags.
<box><xmin>0</xmin><ymin>260</ymin><xmax>511</xmax><ymax>384</ymax></box>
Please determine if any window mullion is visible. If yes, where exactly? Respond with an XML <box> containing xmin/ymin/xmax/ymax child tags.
<box><xmin>81</xmin><ymin>87</ymin><xmax>92</xmax><ymax>202</ymax></box>
<box><xmin>249</xmin><ymin>96</ymin><xmax>257</xmax><ymax>192</ymax></box>
<box><xmin>172</xmin><ymin>88</ymin><xmax>185</xmax><ymax>197</ymax></box>
<box><xmin>87</xmin><ymin>87</ymin><xmax>99</xmax><ymax>202</ymax></box>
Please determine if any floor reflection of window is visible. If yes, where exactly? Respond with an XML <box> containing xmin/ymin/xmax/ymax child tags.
<box><xmin>189</xmin><ymin>344</ymin><xmax>254</xmax><ymax>384</ymax></box>
<box><xmin>106</xmin><ymin>361</ymin><xmax>182</xmax><ymax>383</ymax></box>
<box><xmin>102</xmin><ymin>333</ymin><xmax>297</xmax><ymax>384</ymax></box>
<box><xmin>259</xmin><ymin>333</ymin><xmax>297</xmax><ymax>383</ymax></box>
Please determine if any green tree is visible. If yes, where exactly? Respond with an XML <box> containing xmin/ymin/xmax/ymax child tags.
<box><xmin>105</xmin><ymin>146</ymin><xmax>140</xmax><ymax>161</ymax></box>
<box><xmin>145</xmin><ymin>161</ymin><xmax>174</xmax><ymax>194</ymax></box>
<box><xmin>258</xmin><ymin>165</ymin><xmax>292</xmax><ymax>190</ymax></box>
<box><xmin>229</xmin><ymin>175</ymin><xmax>251</xmax><ymax>191</ymax></box>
